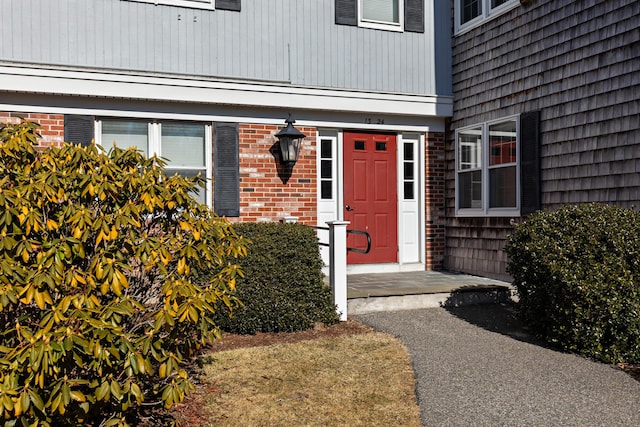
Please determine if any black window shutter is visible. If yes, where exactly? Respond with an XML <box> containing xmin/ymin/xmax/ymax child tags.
<box><xmin>520</xmin><ymin>110</ymin><xmax>541</xmax><ymax>215</ymax></box>
<box><xmin>336</xmin><ymin>0</ymin><xmax>357</xmax><ymax>26</ymax></box>
<box><xmin>404</xmin><ymin>0</ymin><xmax>424</xmax><ymax>33</ymax></box>
<box><xmin>214</xmin><ymin>123</ymin><xmax>240</xmax><ymax>217</ymax></box>
<box><xmin>215</xmin><ymin>0</ymin><xmax>240</xmax><ymax>11</ymax></box>
<box><xmin>64</xmin><ymin>115</ymin><xmax>94</xmax><ymax>146</ymax></box>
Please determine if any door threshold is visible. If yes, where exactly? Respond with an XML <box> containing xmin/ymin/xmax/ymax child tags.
<box><xmin>346</xmin><ymin>263</ymin><xmax>425</xmax><ymax>275</ymax></box>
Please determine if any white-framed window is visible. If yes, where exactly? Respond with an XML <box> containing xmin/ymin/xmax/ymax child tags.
<box><xmin>455</xmin><ymin>116</ymin><xmax>519</xmax><ymax>216</ymax></box>
<box><xmin>319</xmin><ymin>137</ymin><xmax>337</xmax><ymax>201</ymax></box>
<box><xmin>96</xmin><ymin>119</ymin><xmax>212</xmax><ymax>205</ymax></box>
<box><xmin>402</xmin><ymin>139</ymin><xmax>417</xmax><ymax>201</ymax></box>
<box><xmin>455</xmin><ymin>0</ymin><xmax>518</xmax><ymax>34</ymax></box>
<box><xmin>359</xmin><ymin>0</ymin><xmax>403</xmax><ymax>32</ymax></box>
<box><xmin>123</xmin><ymin>0</ymin><xmax>215</xmax><ymax>10</ymax></box>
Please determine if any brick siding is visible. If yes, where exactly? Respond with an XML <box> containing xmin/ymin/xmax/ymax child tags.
<box><xmin>0</xmin><ymin>112</ymin><xmax>65</xmax><ymax>148</ymax></box>
<box><xmin>425</xmin><ymin>131</ymin><xmax>446</xmax><ymax>270</ymax></box>
<box><xmin>232</xmin><ymin>123</ymin><xmax>318</xmax><ymax>225</ymax></box>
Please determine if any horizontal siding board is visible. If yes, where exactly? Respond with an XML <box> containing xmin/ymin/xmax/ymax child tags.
<box><xmin>0</xmin><ymin>0</ymin><xmax>440</xmax><ymax>96</ymax></box>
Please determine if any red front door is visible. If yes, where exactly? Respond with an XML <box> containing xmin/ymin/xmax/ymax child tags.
<box><xmin>343</xmin><ymin>132</ymin><xmax>398</xmax><ymax>264</ymax></box>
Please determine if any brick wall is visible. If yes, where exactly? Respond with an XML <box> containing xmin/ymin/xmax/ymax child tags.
<box><xmin>0</xmin><ymin>112</ymin><xmax>65</xmax><ymax>148</ymax></box>
<box><xmin>2</xmin><ymin>111</ymin><xmax>447</xmax><ymax>270</ymax></box>
<box><xmin>234</xmin><ymin>123</ymin><xmax>317</xmax><ymax>225</ymax></box>
<box><xmin>425</xmin><ymin>131</ymin><xmax>445</xmax><ymax>270</ymax></box>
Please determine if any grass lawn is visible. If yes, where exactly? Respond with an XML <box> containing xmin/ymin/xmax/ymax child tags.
<box><xmin>172</xmin><ymin>321</ymin><xmax>421</xmax><ymax>426</ymax></box>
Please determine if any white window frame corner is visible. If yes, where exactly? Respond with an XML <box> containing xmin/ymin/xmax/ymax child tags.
<box><xmin>455</xmin><ymin>0</ymin><xmax>519</xmax><ymax>35</ymax></box>
<box><xmin>358</xmin><ymin>0</ymin><xmax>405</xmax><ymax>32</ymax></box>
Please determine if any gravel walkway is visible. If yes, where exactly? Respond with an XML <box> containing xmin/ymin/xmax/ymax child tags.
<box><xmin>356</xmin><ymin>304</ymin><xmax>640</xmax><ymax>427</ymax></box>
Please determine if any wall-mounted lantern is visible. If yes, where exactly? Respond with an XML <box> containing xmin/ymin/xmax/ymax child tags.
<box><xmin>275</xmin><ymin>114</ymin><xmax>306</xmax><ymax>167</ymax></box>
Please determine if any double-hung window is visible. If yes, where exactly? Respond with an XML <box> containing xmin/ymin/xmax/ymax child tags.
<box><xmin>455</xmin><ymin>0</ymin><xmax>518</xmax><ymax>33</ymax></box>
<box><xmin>336</xmin><ymin>0</ymin><xmax>424</xmax><ymax>33</ymax></box>
<box><xmin>360</xmin><ymin>0</ymin><xmax>402</xmax><ymax>31</ymax></box>
<box><xmin>98</xmin><ymin>119</ymin><xmax>211</xmax><ymax>205</ymax></box>
<box><xmin>456</xmin><ymin>117</ymin><xmax>519</xmax><ymax>216</ymax></box>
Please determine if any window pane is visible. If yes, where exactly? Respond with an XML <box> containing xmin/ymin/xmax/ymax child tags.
<box><xmin>404</xmin><ymin>142</ymin><xmax>414</xmax><ymax>161</ymax></box>
<box><xmin>489</xmin><ymin>120</ymin><xmax>517</xmax><ymax>166</ymax></box>
<box><xmin>491</xmin><ymin>0</ymin><xmax>510</xmax><ymax>8</ymax></box>
<box><xmin>321</xmin><ymin>139</ymin><xmax>332</xmax><ymax>158</ymax></box>
<box><xmin>362</xmin><ymin>0</ymin><xmax>399</xmax><ymax>24</ymax></box>
<box><xmin>458</xmin><ymin>170</ymin><xmax>482</xmax><ymax>209</ymax></box>
<box><xmin>461</xmin><ymin>0</ymin><xmax>481</xmax><ymax>24</ymax></box>
<box><xmin>404</xmin><ymin>162</ymin><xmax>414</xmax><ymax>180</ymax></box>
<box><xmin>458</xmin><ymin>128</ymin><xmax>482</xmax><ymax>170</ymax></box>
<box><xmin>489</xmin><ymin>166</ymin><xmax>516</xmax><ymax>208</ymax></box>
<box><xmin>321</xmin><ymin>160</ymin><xmax>332</xmax><ymax>179</ymax></box>
<box><xmin>166</xmin><ymin>168</ymin><xmax>207</xmax><ymax>204</ymax></box>
<box><xmin>321</xmin><ymin>181</ymin><xmax>333</xmax><ymax>200</ymax></box>
<box><xmin>404</xmin><ymin>182</ymin><xmax>414</xmax><ymax>200</ymax></box>
<box><xmin>102</xmin><ymin>120</ymin><xmax>148</xmax><ymax>156</ymax></box>
<box><xmin>161</xmin><ymin>123</ymin><xmax>205</xmax><ymax>167</ymax></box>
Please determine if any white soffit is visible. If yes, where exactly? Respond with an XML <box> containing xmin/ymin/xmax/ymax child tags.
<box><xmin>0</xmin><ymin>64</ymin><xmax>453</xmax><ymax>118</ymax></box>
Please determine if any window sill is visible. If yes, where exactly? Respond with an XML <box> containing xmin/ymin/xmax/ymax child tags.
<box><xmin>359</xmin><ymin>20</ymin><xmax>404</xmax><ymax>32</ymax></box>
<box><xmin>122</xmin><ymin>0</ymin><xmax>214</xmax><ymax>10</ymax></box>
<box><xmin>455</xmin><ymin>209</ymin><xmax>520</xmax><ymax>218</ymax></box>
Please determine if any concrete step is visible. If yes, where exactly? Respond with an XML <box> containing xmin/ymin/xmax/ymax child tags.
<box><xmin>348</xmin><ymin>284</ymin><xmax>516</xmax><ymax>315</ymax></box>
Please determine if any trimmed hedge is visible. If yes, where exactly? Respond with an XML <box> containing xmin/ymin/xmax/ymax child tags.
<box><xmin>212</xmin><ymin>222</ymin><xmax>340</xmax><ymax>334</ymax></box>
<box><xmin>506</xmin><ymin>203</ymin><xmax>640</xmax><ymax>364</ymax></box>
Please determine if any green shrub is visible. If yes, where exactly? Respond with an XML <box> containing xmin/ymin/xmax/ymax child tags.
<box><xmin>0</xmin><ymin>121</ymin><xmax>247</xmax><ymax>426</ymax></box>
<box><xmin>506</xmin><ymin>203</ymin><xmax>640</xmax><ymax>364</ymax></box>
<box><xmin>211</xmin><ymin>222</ymin><xmax>340</xmax><ymax>334</ymax></box>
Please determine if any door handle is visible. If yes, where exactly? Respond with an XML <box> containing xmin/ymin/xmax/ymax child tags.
<box><xmin>345</xmin><ymin>205</ymin><xmax>354</xmax><ymax>211</ymax></box>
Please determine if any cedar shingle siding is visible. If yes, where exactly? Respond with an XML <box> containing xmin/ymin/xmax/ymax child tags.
<box><xmin>447</xmin><ymin>0</ymin><xmax>640</xmax><ymax>280</ymax></box>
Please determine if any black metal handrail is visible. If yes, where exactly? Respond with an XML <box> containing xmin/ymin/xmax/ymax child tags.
<box><xmin>346</xmin><ymin>229</ymin><xmax>371</xmax><ymax>254</ymax></box>
<box><xmin>309</xmin><ymin>225</ymin><xmax>371</xmax><ymax>254</ymax></box>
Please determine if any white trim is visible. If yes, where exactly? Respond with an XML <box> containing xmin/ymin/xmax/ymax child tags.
<box><xmin>347</xmin><ymin>262</ymin><xmax>425</xmax><ymax>274</ymax></box>
<box><xmin>397</xmin><ymin>134</ymin><xmax>422</xmax><ymax>265</ymax></box>
<box><xmin>418</xmin><ymin>133</ymin><xmax>426</xmax><ymax>265</ymax></box>
<box><xmin>3</xmin><ymin>102</ymin><xmax>444</xmax><ymax>133</ymax></box>
<box><xmin>454</xmin><ymin>0</ymin><xmax>519</xmax><ymax>35</ymax></box>
<box><xmin>397</xmin><ymin>133</ymin><xmax>404</xmax><ymax>263</ymax></box>
<box><xmin>0</xmin><ymin>64</ymin><xmax>453</xmax><ymax>118</ymax></box>
<box><xmin>204</xmin><ymin>123</ymin><xmax>213</xmax><ymax>208</ymax></box>
<box><xmin>122</xmin><ymin>0</ymin><xmax>214</xmax><ymax>10</ymax></box>
<box><xmin>455</xmin><ymin>115</ymin><xmax>521</xmax><ymax>217</ymax></box>
<box><xmin>337</xmin><ymin>131</ymin><xmax>345</xmax><ymax>222</ymax></box>
<box><xmin>358</xmin><ymin>0</ymin><xmax>404</xmax><ymax>32</ymax></box>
